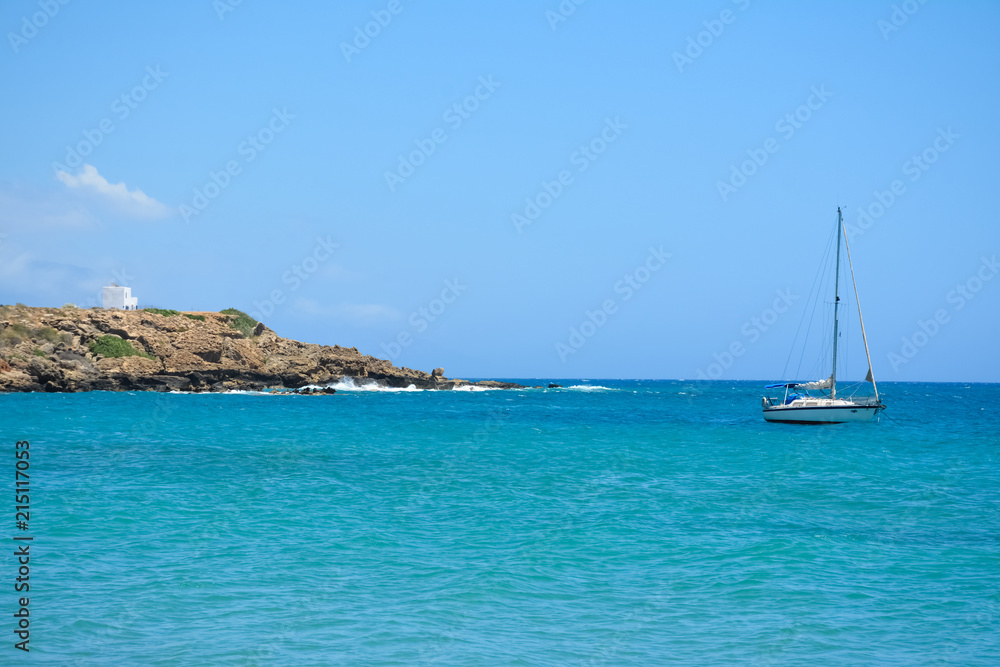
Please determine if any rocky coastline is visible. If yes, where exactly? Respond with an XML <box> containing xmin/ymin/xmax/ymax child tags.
<box><xmin>0</xmin><ymin>305</ymin><xmax>524</xmax><ymax>393</ymax></box>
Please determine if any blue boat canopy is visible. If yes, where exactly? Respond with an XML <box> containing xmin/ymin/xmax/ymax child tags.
<box><xmin>765</xmin><ymin>383</ymin><xmax>797</xmax><ymax>389</ymax></box>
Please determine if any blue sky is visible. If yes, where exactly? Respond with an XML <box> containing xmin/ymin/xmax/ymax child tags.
<box><xmin>1</xmin><ymin>0</ymin><xmax>997</xmax><ymax>382</ymax></box>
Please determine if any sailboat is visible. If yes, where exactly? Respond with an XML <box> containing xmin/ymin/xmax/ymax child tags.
<box><xmin>762</xmin><ymin>207</ymin><xmax>885</xmax><ymax>424</ymax></box>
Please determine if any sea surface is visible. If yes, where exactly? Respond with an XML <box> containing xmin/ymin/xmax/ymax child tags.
<box><xmin>2</xmin><ymin>380</ymin><xmax>998</xmax><ymax>665</ymax></box>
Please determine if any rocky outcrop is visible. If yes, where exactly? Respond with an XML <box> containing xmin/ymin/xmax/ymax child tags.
<box><xmin>0</xmin><ymin>305</ymin><xmax>524</xmax><ymax>393</ymax></box>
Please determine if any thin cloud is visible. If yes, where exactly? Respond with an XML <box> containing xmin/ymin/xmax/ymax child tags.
<box><xmin>0</xmin><ymin>235</ymin><xmax>102</xmax><ymax>305</ymax></box>
<box><xmin>55</xmin><ymin>164</ymin><xmax>171</xmax><ymax>219</ymax></box>
<box><xmin>293</xmin><ymin>297</ymin><xmax>401</xmax><ymax>326</ymax></box>
<box><xmin>0</xmin><ymin>185</ymin><xmax>97</xmax><ymax>230</ymax></box>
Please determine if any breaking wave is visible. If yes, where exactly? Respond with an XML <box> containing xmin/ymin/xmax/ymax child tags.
<box><xmin>324</xmin><ymin>378</ymin><xmax>423</xmax><ymax>392</ymax></box>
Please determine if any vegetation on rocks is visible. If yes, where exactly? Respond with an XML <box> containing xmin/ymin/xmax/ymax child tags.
<box><xmin>1</xmin><ymin>323</ymin><xmax>68</xmax><ymax>347</ymax></box>
<box><xmin>0</xmin><ymin>323</ymin><xmax>30</xmax><ymax>346</ymax></box>
<box><xmin>89</xmin><ymin>335</ymin><xmax>154</xmax><ymax>359</ymax></box>
<box><xmin>220</xmin><ymin>308</ymin><xmax>258</xmax><ymax>337</ymax></box>
<box><xmin>0</xmin><ymin>305</ymin><xmax>513</xmax><ymax>393</ymax></box>
<box><xmin>143</xmin><ymin>308</ymin><xmax>205</xmax><ymax>322</ymax></box>
<box><xmin>36</xmin><ymin>326</ymin><xmax>64</xmax><ymax>343</ymax></box>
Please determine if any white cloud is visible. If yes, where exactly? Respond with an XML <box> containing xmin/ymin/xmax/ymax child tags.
<box><xmin>55</xmin><ymin>164</ymin><xmax>171</xmax><ymax>219</ymax></box>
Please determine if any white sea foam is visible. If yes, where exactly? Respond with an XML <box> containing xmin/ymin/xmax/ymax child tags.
<box><xmin>565</xmin><ymin>385</ymin><xmax>613</xmax><ymax>391</ymax></box>
<box><xmin>173</xmin><ymin>378</ymin><xmax>505</xmax><ymax>395</ymax></box>
<box><xmin>325</xmin><ymin>378</ymin><xmax>423</xmax><ymax>392</ymax></box>
<box><xmin>164</xmin><ymin>389</ymin><xmax>279</xmax><ymax>396</ymax></box>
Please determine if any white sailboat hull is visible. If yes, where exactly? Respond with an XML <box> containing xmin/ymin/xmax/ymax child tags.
<box><xmin>762</xmin><ymin>403</ymin><xmax>880</xmax><ymax>424</ymax></box>
<box><xmin>761</xmin><ymin>207</ymin><xmax>885</xmax><ymax>424</ymax></box>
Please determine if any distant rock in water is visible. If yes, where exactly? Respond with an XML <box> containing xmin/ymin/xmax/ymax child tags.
<box><xmin>467</xmin><ymin>380</ymin><xmax>524</xmax><ymax>389</ymax></box>
<box><xmin>548</xmin><ymin>383</ymin><xmax>562</xmax><ymax>388</ymax></box>
<box><xmin>290</xmin><ymin>386</ymin><xmax>337</xmax><ymax>396</ymax></box>
<box><xmin>0</xmin><ymin>305</ymin><xmax>525</xmax><ymax>393</ymax></box>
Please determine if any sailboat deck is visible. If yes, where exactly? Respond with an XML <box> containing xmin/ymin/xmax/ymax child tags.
<box><xmin>761</xmin><ymin>207</ymin><xmax>884</xmax><ymax>424</ymax></box>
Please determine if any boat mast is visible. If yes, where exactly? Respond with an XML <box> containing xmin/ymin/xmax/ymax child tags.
<box><xmin>842</xmin><ymin>221</ymin><xmax>880</xmax><ymax>404</ymax></box>
<box><xmin>830</xmin><ymin>208</ymin><xmax>843</xmax><ymax>399</ymax></box>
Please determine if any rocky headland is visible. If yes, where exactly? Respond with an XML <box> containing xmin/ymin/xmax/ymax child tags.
<box><xmin>0</xmin><ymin>305</ymin><xmax>523</xmax><ymax>393</ymax></box>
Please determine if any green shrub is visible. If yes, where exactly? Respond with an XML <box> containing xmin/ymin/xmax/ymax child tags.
<box><xmin>221</xmin><ymin>308</ymin><xmax>258</xmax><ymax>337</ymax></box>
<box><xmin>88</xmin><ymin>335</ymin><xmax>154</xmax><ymax>359</ymax></box>
<box><xmin>183</xmin><ymin>314</ymin><xmax>206</xmax><ymax>322</ymax></box>
<box><xmin>144</xmin><ymin>308</ymin><xmax>180</xmax><ymax>317</ymax></box>
<box><xmin>32</xmin><ymin>348</ymin><xmax>46</xmax><ymax>357</ymax></box>
<box><xmin>0</xmin><ymin>323</ymin><xmax>28</xmax><ymax>347</ymax></box>
<box><xmin>0</xmin><ymin>325</ymin><xmax>69</xmax><ymax>347</ymax></box>
<box><xmin>35</xmin><ymin>327</ymin><xmax>62</xmax><ymax>344</ymax></box>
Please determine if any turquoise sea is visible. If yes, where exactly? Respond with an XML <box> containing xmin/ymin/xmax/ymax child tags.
<box><xmin>3</xmin><ymin>380</ymin><xmax>999</xmax><ymax>665</ymax></box>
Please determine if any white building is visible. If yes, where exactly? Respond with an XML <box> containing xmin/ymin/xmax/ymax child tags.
<box><xmin>102</xmin><ymin>283</ymin><xmax>138</xmax><ymax>310</ymax></box>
